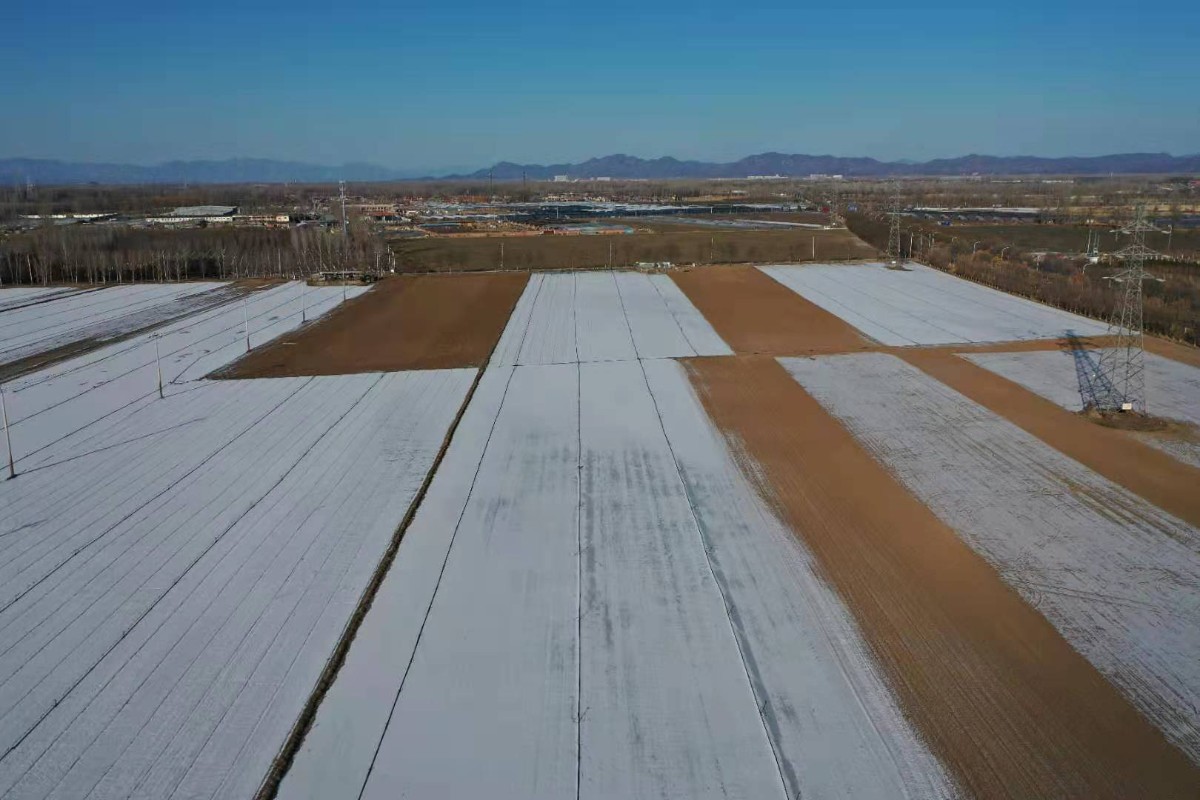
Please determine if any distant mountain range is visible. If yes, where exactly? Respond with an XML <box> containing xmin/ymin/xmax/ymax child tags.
<box><xmin>3</xmin><ymin>152</ymin><xmax>1198</xmax><ymax>185</ymax></box>
<box><xmin>458</xmin><ymin>152</ymin><xmax>1200</xmax><ymax>180</ymax></box>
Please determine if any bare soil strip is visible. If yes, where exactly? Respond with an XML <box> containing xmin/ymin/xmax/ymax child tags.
<box><xmin>683</xmin><ymin>355</ymin><xmax>1200</xmax><ymax>800</ymax></box>
<box><xmin>901</xmin><ymin>349</ymin><xmax>1200</xmax><ymax>530</ymax></box>
<box><xmin>222</xmin><ymin>273</ymin><xmax>529</xmax><ymax>377</ymax></box>
<box><xmin>670</xmin><ymin>266</ymin><xmax>873</xmax><ymax>355</ymax></box>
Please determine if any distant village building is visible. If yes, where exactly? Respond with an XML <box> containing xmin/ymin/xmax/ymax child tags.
<box><xmin>552</xmin><ymin>175</ymin><xmax>570</xmax><ymax>183</ymax></box>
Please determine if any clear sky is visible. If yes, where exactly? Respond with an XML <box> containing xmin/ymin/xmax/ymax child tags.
<box><xmin>4</xmin><ymin>0</ymin><xmax>1198</xmax><ymax>172</ymax></box>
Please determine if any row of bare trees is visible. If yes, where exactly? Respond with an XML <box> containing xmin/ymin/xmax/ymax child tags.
<box><xmin>0</xmin><ymin>224</ymin><xmax>390</xmax><ymax>286</ymax></box>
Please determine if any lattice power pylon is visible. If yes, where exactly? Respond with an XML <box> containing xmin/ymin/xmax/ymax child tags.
<box><xmin>885</xmin><ymin>183</ymin><xmax>905</xmax><ymax>267</ymax></box>
<box><xmin>1095</xmin><ymin>203</ymin><xmax>1162</xmax><ymax>413</ymax></box>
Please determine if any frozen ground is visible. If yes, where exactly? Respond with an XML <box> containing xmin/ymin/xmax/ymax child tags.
<box><xmin>490</xmin><ymin>271</ymin><xmax>731</xmax><ymax>366</ymax></box>
<box><xmin>761</xmin><ymin>263</ymin><xmax>1109</xmax><ymax>346</ymax></box>
<box><xmin>283</xmin><ymin>359</ymin><xmax>953</xmax><ymax>799</ymax></box>
<box><xmin>0</xmin><ymin>283</ymin><xmax>230</xmax><ymax>367</ymax></box>
<box><xmin>2</xmin><ymin>281</ymin><xmax>368</xmax><ymax>469</ymax></box>
<box><xmin>964</xmin><ymin>349</ymin><xmax>1200</xmax><ymax>468</ymax></box>
<box><xmin>0</xmin><ymin>368</ymin><xmax>473</xmax><ymax>800</ymax></box>
<box><xmin>0</xmin><ymin>287</ymin><xmax>78</xmax><ymax>313</ymax></box>
<box><xmin>782</xmin><ymin>352</ymin><xmax>1200</xmax><ymax>762</ymax></box>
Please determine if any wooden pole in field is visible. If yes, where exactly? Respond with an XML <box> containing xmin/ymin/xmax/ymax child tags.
<box><xmin>154</xmin><ymin>335</ymin><xmax>164</xmax><ymax>399</ymax></box>
<box><xmin>812</xmin><ymin>236</ymin><xmax>816</xmax><ymax>260</ymax></box>
<box><xmin>1</xmin><ymin>383</ymin><xmax>15</xmax><ymax>480</ymax></box>
<box><xmin>243</xmin><ymin>298</ymin><xmax>251</xmax><ymax>353</ymax></box>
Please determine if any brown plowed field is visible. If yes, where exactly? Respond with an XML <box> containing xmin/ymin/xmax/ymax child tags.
<box><xmin>220</xmin><ymin>273</ymin><xmax>527</xmax><ymax>377</ymax></box>
<box><xmin>670</xmin><ymin>266</ymin><xmax>874</xmax><ymax>354</ymax></box>
<box><xmin>684</xmin><ymin>355</ymin><xmax>1200</xmax><ymax>799</ymax></box>
<box><xmin>900</xmin><ymin>349</ymin><xmax>1200</xmax><ymax>529</ymax></box>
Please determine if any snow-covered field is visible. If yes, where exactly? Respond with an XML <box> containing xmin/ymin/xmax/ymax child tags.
<box><xmin>782</xmin><ymin>352</ymin><xmax>1200</xmax><ymax>761</ymax></box>
<box><xmin>0</xmin><ymin>287</ymin><xmax>78</xmax><ymax>313</ymax></box>
<box><xmin>963</xmin><ymin>349</ymin><xmax>1200</xmax><ymax>467</ymax></box>
<box><xmin>0</xmin><ymin>277</ymin><xmax>468</xmax><ymax>799</ymax></box>
<box><xmin>3</xmin><ymin>281</ymin><xmax>368</xmax><ymax>468</ymax></box>
<box><xmin>0</xmin><ymin>368</ymin><xmax>473</xmax><ymax>799</ymax></box>
<box><xmin>0</xmin><ymin>283</ymin><xmax>231</xmax><ymax>367</ymax></box>
<box><xmin>491</xmin><ymin>271</ymin><xmax>731</xmax><ymax>366</ymax></box>
<box><xmin>283</xmin><ymin>358</ymin><xmax>953</xmax><ymax>800</ymax></box>
<box><xmin>761</xmin><ymin>263</ymin><xmax>1108</xmax><ymax>345</ymax></box>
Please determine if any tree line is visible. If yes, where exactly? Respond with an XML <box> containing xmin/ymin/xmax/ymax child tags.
<box><xmin>0</xmin><ymin>223</ymin><xmax>389</xmax><ymax>286</ymax></box>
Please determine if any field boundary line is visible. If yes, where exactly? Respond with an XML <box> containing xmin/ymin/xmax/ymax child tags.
<box><xmin>573</xmin><ymin>275</ymin><xmax>583</xmax><ymax>800</ymax></box>
<box><xmin>255</xmin><ymin>279</ymin><xmax>540</xmax><ymax>800</ymax></box>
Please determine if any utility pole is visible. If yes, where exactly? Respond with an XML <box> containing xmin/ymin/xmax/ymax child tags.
<box><xmin>243</xmin><ymin>298</ymin><xmax>251</xmax><ymax>353</ymax></box>
<box><xmin>1</xmin><ymin>383</ymin><xmax>14</xmax><ymax>480</ymax></box>
<box><xmin>154</xmin><ymin>335</ymin><xmax>164</xmax><ymax>399</ymax></box>
<box><xmin>1095</xmin><ymin>203</ymin><xmax>1163</xmax><ymax>413</ymax></box>
<box><xmin>500</xmin><ymin>241</ymin><xmax>505</xmax><ymax>270</ymax></box>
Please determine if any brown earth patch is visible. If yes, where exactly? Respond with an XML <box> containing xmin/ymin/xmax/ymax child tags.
<box><xmin>671</xmin><ymin>265</ymin><xmax>874</xmax><ymax>355</ymax></box>
<box><xmin>219</xmin><ymin>272</ymin><xmax>528</xmax><ymax>377</ymax></box>
<box><xmin>901</xmin><ymin>349</ymin><xmax>1200</xmax><ymax>529</ymax></box>
<box><xmin>683</xmin><ymin>355</ymin><xmax>1200</xmax><ymax>799</ymax></box>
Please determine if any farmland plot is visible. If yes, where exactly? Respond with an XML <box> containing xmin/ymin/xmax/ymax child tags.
<box><xmin>964</xmin><ymin>349</ymin><xmax>1200</xmax><ymax>468</ymax></box>
<box><xmin>490</xmin><ymin>271</ymin><xmax>730</xmax><ymax>366</ymax></box>
<box><xmin>0</xmin><ymin>287</ymin><xmax>78</xmax><ymax>313</ymax></box>
<box><xmin>781</xmin><ymin>352</ymin><xmax>1200</xmax><ymax>762</ymax></box>
<box><xmin>2</xmin><ymin>281</ymin><xmax>366</xmax><ymax>467</ymax></box>
<box><xmin>0</xmin><ymin>283</ymin><xmax>229</xmax><ymax>367</ymax></box>
<box><xmin>762</xmin><ymin>263</ymin><xmax>1108</xmax><ymax>345</ymax></box>
<box><xmin>0</xmin><ymin>368</ymin><xmax>473</xmax><ymax>800</ymax></box>
<box><xmin>286</xmin><ymin>359</ymin><xmax>953</xmax><ymax>799</ymax></box>
<box><xmin>355</xmin><ymin>364</ymin><xmax>580</xmax><ymax>800</ymax></box>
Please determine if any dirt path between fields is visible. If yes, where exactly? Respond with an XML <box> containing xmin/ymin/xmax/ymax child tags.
<box><xmin>684</xmin><ymin>355</ymin><xmax>1200</xmax><ymax>799</ymax></box>
<box><xmin>220</xmin><ymin>273</ymin><xmax>528</xmax><ymax>377</ymax></box>
<box><xmin>900</xmin><ymin>349</ymin><xmax>1200</xmax><ymax>529</ymax></box>
<box><xmin>671</xmin><ymin>265</ymin><xmax>874</xmax><ymax>355</ymax></box>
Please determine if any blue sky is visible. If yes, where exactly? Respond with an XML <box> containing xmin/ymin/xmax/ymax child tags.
<box><xmin>4</xmin><ymin>0</ymin><xmax>1198</xmax><ymax>171</ymax></box>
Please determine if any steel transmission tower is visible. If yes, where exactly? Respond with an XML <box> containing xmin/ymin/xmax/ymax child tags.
<box><xmin>885</xmin><ymin>183</ymin><xmax>905</xmax><ymax>267</ymax></box>
<box><xmin>1095</xmin><ymin>203</ymin><xmax>1162</xmax><ymax>413</ymax></box>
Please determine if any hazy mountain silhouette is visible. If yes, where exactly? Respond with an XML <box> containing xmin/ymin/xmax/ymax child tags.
<box><xmin>3</xmin><ymin>152</ymin><xmax>1197</xmax><ymax>185</ymax></box>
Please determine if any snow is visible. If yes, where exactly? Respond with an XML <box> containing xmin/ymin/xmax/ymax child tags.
<box><xmin>0</xmin><ymin>287</ymin><xmax>77</xmax><ymax>313</ymax></box>
<box><xmin>2</xmin><ymin>281</ymin><xmax>368</xmax><ymax>468</ymax></box>
<box><xmin>490</xmin><ymin>271</ymin><xmax>731</xmax><ymax>366</ymax></box>
<box><xmin>0</xmin><ymin>369</ymin><xmax>474</xmax><ymax>800</ymax></box>
<box><xmin>358</xmin><ymin>364</ymin><xmax>580</xmax><ymax>800</ymax></box>
<box><xmin>0</xmin><ymin>283</ymin><xmax>227</xmax><ymax>367</ymax></box>
<box><xmin>642</xmin><ymin>360</ymin><xmax>957</xmax><ymax>799</ymax></box>
<box><xmin>280</xmin><ymin>367</ymin><xmax>515</xmax><ymax>799</ymax></box>
<box><xmin>761</xmin><ymin>263</ymin><xmax>1109</xmax><ymax>345</ymax></box>
<box><xmin>577</xmin><ymin>360</ymin><xmax>785</xmax><ymax>799</ymax></box>
<box><xmin>963</xmin><ymin>349</ymin><xmax>1200</xmax><ymax>468</ymax></box>
<box><xmin>781</xmin><ymin>352</ymin><xmax>1200</xmax><ymax>761</ymax></box>
<box><xmin>285</xmin><ymin>359</ymin><xmax>953</xmax><ymax>799</ymax></box>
